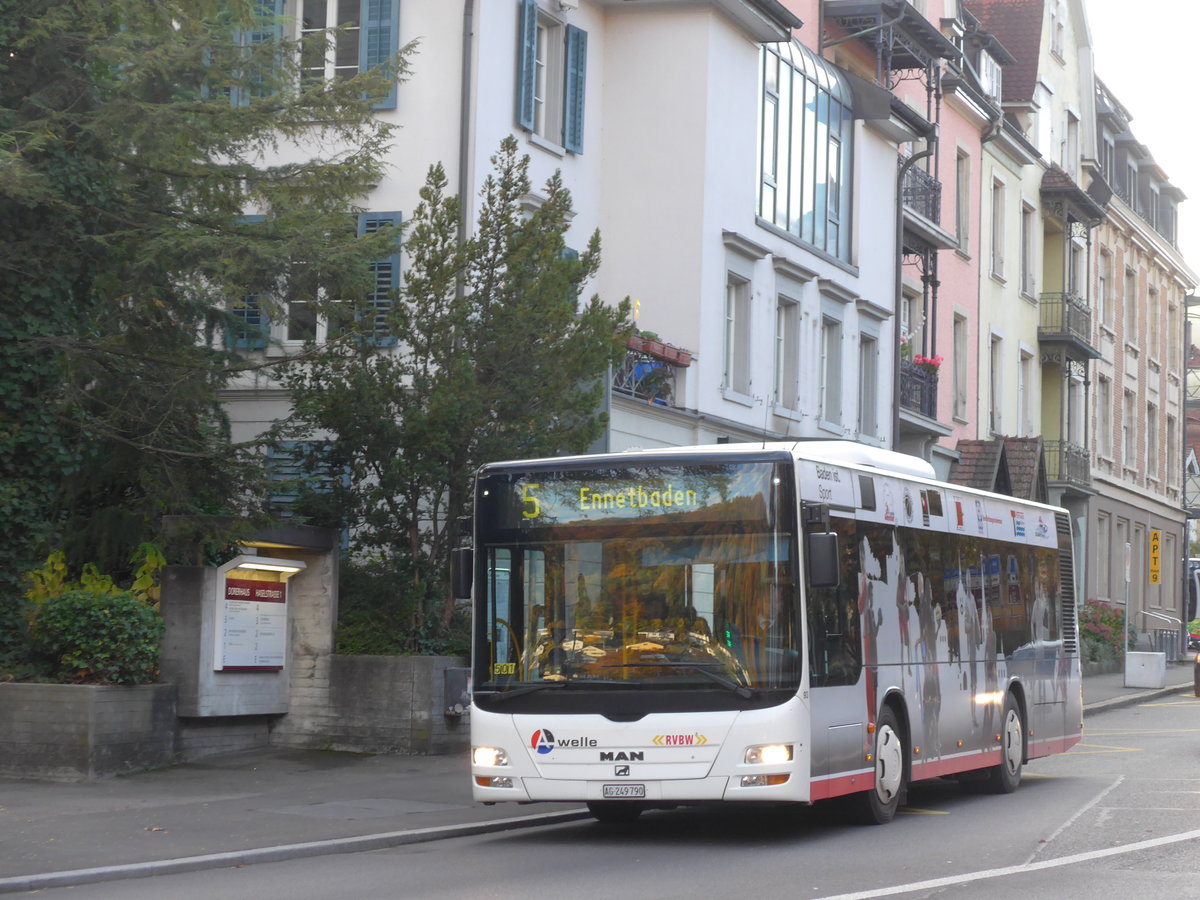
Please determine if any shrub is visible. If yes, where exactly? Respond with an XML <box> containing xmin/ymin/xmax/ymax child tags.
<box><xmin>28</xmin><ymin>589</ymin><xmax>164</xmax><ymax>685</ymax></box>
<box><xmin>1079</xmin><ymin>600</ymin><xmax>1135</xmax><ymax>663</ymax></box>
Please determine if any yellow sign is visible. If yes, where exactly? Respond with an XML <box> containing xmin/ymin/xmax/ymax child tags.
<box><xmin>1149</xmin><ymin>530</ymin><xmax>1161</xmax><ymax>585</ymax></box>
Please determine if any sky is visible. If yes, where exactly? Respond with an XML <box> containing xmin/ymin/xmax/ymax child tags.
<box><xmin>1083</xmin><ymin>0</ymin><xmax>1200</xmax><ymax>279</ymax></box>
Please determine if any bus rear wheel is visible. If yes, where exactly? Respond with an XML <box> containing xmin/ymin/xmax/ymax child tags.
<box><xmin>985</xmin><ymin>693</ymin><xmax>1024</xmax><ymax>794</ymax></box>
<box><xmin>854</xmin><ymin>706</ymin><xmax>906</xmax><ymax>825</ymax></box>
<box><xmin>587</xmin><ymin>801</ymin><xmax>644</xmax><ymax>824</ymax></box>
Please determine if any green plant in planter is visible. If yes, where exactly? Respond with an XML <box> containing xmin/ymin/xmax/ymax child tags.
<box><xmin>28</xmin><ymin>589</ymin><xmax>164</xmax><ymax>685</ymax></box>
<box><xmin>1079</xmin><ymin>599</ymin><xmax>1136</xmax><ymax>664</ymax></box>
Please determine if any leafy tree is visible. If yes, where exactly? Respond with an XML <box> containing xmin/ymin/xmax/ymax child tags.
<box><xmin>0</xmin><ymin>0</ymin><xmax>408</xmax><ymax>633</ymax></box>
<box><xmin>279</xmin><ymin>137</ymin><xmax>631</xmax><ymax>647</ymax></box>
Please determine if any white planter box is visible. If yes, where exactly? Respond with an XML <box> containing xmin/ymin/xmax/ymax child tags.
<box><xmin>1124</xmin><ymin>651</ymin><xmax>1167</xmax><ymax>689</ymax></box>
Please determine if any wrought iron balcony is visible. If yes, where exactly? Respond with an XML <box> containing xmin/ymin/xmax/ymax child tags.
<box><xmin>901</xmin><ymin>158</ymin><xmax>942</xmax><ymax>224</ymax></box>
<box><xmin>1038</xmin><ymin>292</ymin><xmax>1100</xmax><ymax>359</ymax></box>
<box><xmin>899</xmin><ymin>358</ymin><xmax>938</xmax><ymax>418</ymax></box>
<box><xmin>1044</xmin><ymin>440</ymin><xmax>1091</xmax><ymax>489</ymax></box>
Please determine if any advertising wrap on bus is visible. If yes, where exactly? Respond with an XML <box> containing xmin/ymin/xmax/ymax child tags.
<box><xmin>463</xmin><ymin>441</ymin><xmax>1082</xmax><ymax>825</ymax></box>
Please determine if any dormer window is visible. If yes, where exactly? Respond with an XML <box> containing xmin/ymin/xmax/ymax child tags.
<box><xmin>979</xmin><ymin>49</ymin><xmax>1002</xmax><ymax>104</ymax></box>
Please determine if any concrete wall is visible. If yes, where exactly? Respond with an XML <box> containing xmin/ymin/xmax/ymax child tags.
<box><xmin>273</xmin><ymin>655</ymin><xmax>470</xmax><ymax>756</ymax></box>
<box><xmin>0</xmin><ymin>683</ymin><xmax>177</xmax><ymax>782</ymax></box>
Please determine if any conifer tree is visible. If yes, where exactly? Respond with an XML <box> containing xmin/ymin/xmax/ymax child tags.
<box><xmin>280</xmin><ymin>138</ymin><xmax>631</xmax><ymax>644</ymax></box>
<box><xmin>0</xmin><ymin>0</ymin><xmax>407</xmax><ymax>620</ymax></box>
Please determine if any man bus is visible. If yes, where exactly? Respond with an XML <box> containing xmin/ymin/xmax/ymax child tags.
<box><xmin>456</xmin><ymin>441</ymin><xmax>1083</xmax><ymax>824</ymax></box>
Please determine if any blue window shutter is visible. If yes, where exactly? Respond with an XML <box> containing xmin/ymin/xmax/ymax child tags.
<box><xmin>516</xmin><ymin>0</ymin><xmax>537</xmax><ymax>131</ymax></box>
<box><xmin>360</xmin><ymin>0</ymin><xmax>401</xmax><ymax>110</ymax></box>
<box><xmin>358</xmin><ymin>211</ymin><xmax>402</xmax><ymax>346</ymax></box>
<box><xmin>232</xmin><ymin>0</ymin><xmax>285</xmax><ymax>107</ymax></box>
<box><xmin>563</xmin><ymin>25</ymin><xmax>587</xmax><ymax>153</ymax></box>
<box><xmin>228</xmin><ymin>215</ymin><xmax>269</xmax><ymax>349</ymax></box>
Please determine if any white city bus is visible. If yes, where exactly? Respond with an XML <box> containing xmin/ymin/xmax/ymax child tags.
<box><xmin>458</xmin><ymin>441</ymin><xmax>1082</xmax><ymax>824</ymax></box>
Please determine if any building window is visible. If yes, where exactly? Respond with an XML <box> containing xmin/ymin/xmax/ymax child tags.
<box><xmin>990</xmin><ymin>178</ymin><xmax>1005</xmax><ymax>279</ymax></box>
<box><xmin>1062</xmin><ymin>110</ymin><xmax>1079</xmax><ymax>171</ymax></box>
<box><xmin>758</xmin><ymin>42</ymin><xmax>854</xmax><ymax>261</ymax></box>
<box><xmin>1147</xmin><ymin>286</ymin><xmax>1160</xmax><ymax>358</ymax></box>
<box><xmin>820</xmin><ymin>317</ymin><xmax>843</xmax><ymax>426</ymax></box>
<box><xmin>858</xmin><ymin>333</ymin><xmax>878</xmax><ymax>438</ymax></box>
<box><xmin>953</xmin><ymin>315</ymin><xmax>968</xmax><ymax>420</ymax></box>
<box><xmin>299</xmin><ymin>0</ymin><xmax>400</xmax><ymax>108</ymax></box>
<box><xmin>724</xmin><ymin>274</ymin><xmax>752</xmax><ymax>396</ymax></box>
<box><xmin>1147</xmin><ymin>402</ymin><xmax>1159</xmax><ymax>480</ymax></box>
<box><xmin>1168</xmin><ymin>414</ymin><xmax>1179</xmax><ymax>487</ymax></box>
<box><xmin>1051</xmin><ymin>0</ymin><xmax>1065</xmax><ymax>59</ymax></box>
<box><xmin>1018</xmin><ymin>349</ymin><xmax>1034</xmax><ymax>436</ymax></box>
<box><xmin>1169</xmin><ymin>302</ymin><xmax>1181</xmax><ymax>370</ymax></box>
<box><xmin>1019</xmin><ymin>203</ymin><xmax>1035</xmax><ymax>296</ymax></box>
<box><xmin>1101</xmin><ymin>135</ymin><xmax>1116</xmax><ymax>185</ymax></box>
<box><xmin>1097</xmin><ymin>375</ymin><xmax>1112</xmax><ymax>459</ymax></box>
<box><xmin>979</xmin><ymin>49</ymin><xmax>1002</xmax><ymax>104</ymax></box>
<box><xmin>1068</xmin><ymin>367</ymin><xmax>1085</xmax><ymax>446</ymax></box>
<box><xmin>517</xmin><ymin>0</ymin><xmax>587</xmax><ymax>153</ymax></box>
<box><xmin>1123</xmin><ymin>389</ymin><xmax>1136</xmax><ymax>467</ymax></box>
<box><xmin>1098</xmin><ymin>249</ymin><xmax>1112</xmax><ymax>328</ymax></box>
<box><xmin>956</xmin><ymin>151</ymin><xmax>970</xmax><ymax>248</ymax></box>
<box><xmin>1124</xmin><ymin>267</ymin><xmax>1138</xmax><ymax>343</ymax></box>
<box><xmin>988</xmin><ymin>334</ymin><xmax>1002</xmax><ymax>434</ymax></box>
<box><xmin>774</xmin><ymin>296</ymin><xmax>800</xmax><ymax>410</ymax></box>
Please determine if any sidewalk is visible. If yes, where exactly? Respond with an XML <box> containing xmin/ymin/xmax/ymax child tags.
<box><xmin>1</xmin><ymin>666</ymin><xmax>1195</xmax><ymax>894</ymax></box>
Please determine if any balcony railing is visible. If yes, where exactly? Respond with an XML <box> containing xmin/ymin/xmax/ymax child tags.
<box><xmin>900</xmin><ymin>158</ymin><xmax>942</xmax><ymax>224</ymax></box>
<box><xmin>1044</xmin><ymin>440</ymin><xmax>1090</xmax><ymax>489</ymax></box>
<box><xmin>899</xmin><ymin>358</ymin><xmax>938</xmax><ymax>418</ymax></box>
<box><xmin>1038</xmin><ymin>292</ymin><xmax>1099</xmax><ymax>357</ymax></box>
<box><xmin>612</xmin><ymin>349</ymin><xmax>674</xmax><ymax>406</ymax></box>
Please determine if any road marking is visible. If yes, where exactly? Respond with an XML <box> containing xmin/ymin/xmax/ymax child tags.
<box><xmin>814</xmin><ymin>825</ymin><xmax>1200</xmax><ymax>900</ymax></box>
<box><xmin>1083</xmin><ymin>728</ymin><xmax>1200</xmax><ymax>735</ymax></box>
<box><xmin>896</xmin><ymin>808</ymin><xmax>949</xmax><ymax>816</ymax></box>
<box><xmin>1065</xmin><ymin>742</ymin><xmax>1142</xmax><ymax>755</ymax></box>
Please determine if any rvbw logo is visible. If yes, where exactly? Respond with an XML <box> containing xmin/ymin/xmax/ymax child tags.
<box><xmin>530</xmin><ymin>729</ymin><xmax>556</xmax><ymax>755</ymax></box>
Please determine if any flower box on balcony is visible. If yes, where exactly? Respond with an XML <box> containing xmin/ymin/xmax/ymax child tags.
<box><xmin>625</xmin><ymin>333</ymin><xmax>692</xmax><ymax>367</ymax></box>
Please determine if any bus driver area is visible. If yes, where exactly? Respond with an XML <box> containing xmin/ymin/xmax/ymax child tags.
<box><xmin>461</xmin><ymin>441</ymin><xmax>1082</xmax><ymax>825</ymax></box>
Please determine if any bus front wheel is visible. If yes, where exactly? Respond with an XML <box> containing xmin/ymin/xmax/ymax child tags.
<box><xmin>984</xmin><ymin>693</ymin><xmax>1024</xmax><ymax>794</ymax></box>
<box><xmin>854</xmin><ymin>706</ymin><xmax>906</xmax><ymax>825</ymax></box>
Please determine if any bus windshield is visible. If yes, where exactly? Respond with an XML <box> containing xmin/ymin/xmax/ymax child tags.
<box><xmin>473</xmin><ymin>459</ymin><xmax>800</xmax><ymax>694</ymax></box>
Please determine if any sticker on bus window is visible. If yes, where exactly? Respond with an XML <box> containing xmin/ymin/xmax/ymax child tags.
<box><xmin>492</xmin><ymin>663</ymin><xmax>516</xmax><ymax>676</ymax></box>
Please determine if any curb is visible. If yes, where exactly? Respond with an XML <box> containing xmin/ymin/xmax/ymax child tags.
<box><xmin>0</xmin><ymin>808</ymin><xmax>592</xmax><ymax>895</ymax></box>
<box><xmin>1083</xmin><ymin>682</ymin><xmax>1194</xmax><ymax>716</ymax></box>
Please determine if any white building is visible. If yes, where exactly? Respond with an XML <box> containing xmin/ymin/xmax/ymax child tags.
<box><xmin>224</xmin><ymin>0</ymin><xmax>927</xmax><ymax>459</ymax></box>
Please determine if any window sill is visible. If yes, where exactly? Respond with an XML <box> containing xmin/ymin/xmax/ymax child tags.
<box><xmin>527</xmin><ymin>132</ymin><xmax>566</xmax><ymax>158</ymax></box>
<box><xmin>721</xmin><ymin>388</ymin><xmax>756</xmax><ymax>408</ymax></box>
<box><xmin>772</xmin><ymin>403</ymin><xmax>805</xmax><ymax>423</ymax></box>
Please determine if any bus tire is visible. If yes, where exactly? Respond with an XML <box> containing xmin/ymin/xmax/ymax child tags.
<box><xmin>985</xmin><ymin>693</ymin><xmax>1024</xmax><ymax>794</ymax></box>
<box><xmin>854</xmin><ymin>706</ymin><xmax>906</xmax><ymax>825</ymax></box>
<box><xmin>587</xmin><ymin>801</ymin><xmax>644</xmax><ymax>824</ymax></box>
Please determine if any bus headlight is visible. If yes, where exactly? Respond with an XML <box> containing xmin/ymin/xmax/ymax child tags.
<box><xmin>744</xmin><ymin>743</ymin><xmax>793</xmax><ymax>765</ymax></box>
<box><xmin>472</xmin><ymin>746</ymin><xmax>509</xmax><ymax>767</ymax></box>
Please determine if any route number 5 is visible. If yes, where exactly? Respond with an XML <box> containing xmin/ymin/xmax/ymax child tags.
<box><xmin>521</xmin><ymin>483</ymin><xmax>541</xmax><ymax>519</ymax></box>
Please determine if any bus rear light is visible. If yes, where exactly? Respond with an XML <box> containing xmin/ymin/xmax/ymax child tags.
<box><xmin>475</xmin><ymin>775</ymin><xmax>514</xmax><ymax>788</ymax></box>
<box><xmin>741</xmin><ymin>774</ymin><xmax>790</xmax><ymax>787</ymax></box>
<box><xmin>744</xmin><ymin>744</ymin><xmax>793</xmax><ymax>765</ymax></box>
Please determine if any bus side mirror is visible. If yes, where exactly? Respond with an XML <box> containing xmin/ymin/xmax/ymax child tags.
<box><xmin>451</xmin><ymin>547</ymin><xmax>473</xmax><ymax>599</ymax></box>
<box><xmin>807</xmin><ymin>532</ymin><xmax>839</xmax><ymax>588</ymax></box>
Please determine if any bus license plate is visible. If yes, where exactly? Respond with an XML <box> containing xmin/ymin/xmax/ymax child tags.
<box><xmin>602</xmin><ymin>784</ymin><xmax>645</xmax><ymax>799</ymax></box>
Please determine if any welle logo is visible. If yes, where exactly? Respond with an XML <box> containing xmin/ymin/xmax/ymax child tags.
<box><xmin>529</xmin><ymin>729</ymin><xmax>597</xmax><ymax>755</ymax></box>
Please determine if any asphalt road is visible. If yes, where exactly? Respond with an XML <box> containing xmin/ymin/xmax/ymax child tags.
<box><xmin>25</xmin><ymin>688</ymin><xmax>1200</xmax><ymax>900</ymax></box>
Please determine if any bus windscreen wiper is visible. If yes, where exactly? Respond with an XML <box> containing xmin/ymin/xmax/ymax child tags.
<box><xmin>600</xmin><ymin>661</ymin><xmax>756</xmax><ymax>699</ymax></box>
<box><xmin>486</xmin><ymin>678</ymin><xmax>643</xmax><ymax>702</ymax></box>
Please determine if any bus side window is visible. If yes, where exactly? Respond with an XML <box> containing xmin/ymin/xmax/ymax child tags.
<box><xmin>807</xmin><ymin>519</ymin><xmax>862</xmax><ymax>687</ymax></box>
